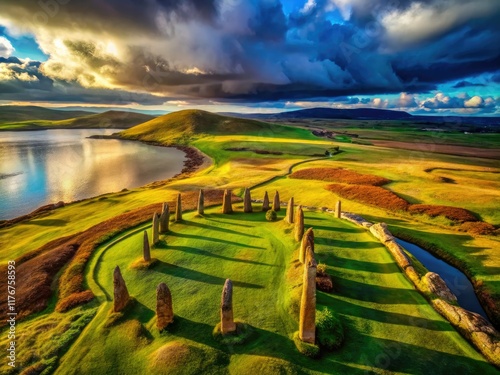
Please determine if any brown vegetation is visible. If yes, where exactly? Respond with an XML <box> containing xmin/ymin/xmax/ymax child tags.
<box><xmin>326</xmin><ymin>184</ymin><xmax>410</xmax><ymax>211</ymax></box>
<box><xmin>290</xmin><ymin>167</ymin><xmax>390</xmax><ymax>186</ymax></box>
<box><xmin>459</xmin><ymin>222</ymin><xmax>497</xmax><ymax>236</ymax></box>
<box><xmin>408</xmin><ymin>204</ymin><xmax>478</xmax><ymax>223</ymax></box>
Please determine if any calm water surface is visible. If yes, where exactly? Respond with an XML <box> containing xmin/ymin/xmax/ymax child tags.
<box><xmin>396</xmin><ymin>238</ymin><xmax>490</xmax><ymax>321</ymax></box>
<box><xmin>0</xmin><ymin>129</ymin><xmax>186</xmax><ymax>220</ymax></box>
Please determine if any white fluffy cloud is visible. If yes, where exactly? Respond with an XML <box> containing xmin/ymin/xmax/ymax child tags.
<box><xmin>0</xmin><ymin>36</ymin><xmax>14</xmax><ymax>58</ymax></box>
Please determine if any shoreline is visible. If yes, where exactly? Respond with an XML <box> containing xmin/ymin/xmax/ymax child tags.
<box><xmin>0</xmin><ymin>138</ymin><xmax>211</xmax><ymax>228</ymax></box>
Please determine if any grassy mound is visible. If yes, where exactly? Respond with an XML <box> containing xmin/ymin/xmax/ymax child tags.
<box><xmin>292</xmin><ymin>332</ymin><xmax>320</xmax><ymax>358</ymax></box>
<box><xmin>290</xmin><ymin>167</ymin><xmax>390</xmax><ymax>186</ymax></box>
<box><xmin>119</xmin><ymin>110</ymin><xmax>280</xmax><ymax>145</ymax></box>
<box><xmin>150</xmin><ymin>341</ymin><xmax>228</xmax><ymax>375</ymax></box>
<box><xmin>228</xmin><ymin>354</ymin><xmax>303</xmax><ymax>375</ymax></box>
<box><xmin>212</xmin><ymin>321</ymin><xmax>253</xmax><ymax>345</ymax></box>
<box><xmin>316</xmin><ymin>308</ymin><xmax>344</xmax><ymax>350</ymax></box>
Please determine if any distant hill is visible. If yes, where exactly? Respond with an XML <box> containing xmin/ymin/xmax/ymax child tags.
<box><xmin>48</xmin><ymin>111</ymin><xmax>154</xmax><ymax>129</ymax></box>
<box><xmin>0</xmin><ymin>105</ymin><xmax>94</xmax><ymax>124</ymax></box>
<box><xmin>119</xmin><ymin>109</ymin><xmax>295</xmax><ymax>144</ymax></box>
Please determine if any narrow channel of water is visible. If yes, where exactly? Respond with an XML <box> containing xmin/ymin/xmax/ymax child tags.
<box><xmin>396</xmin><ymin>238</ymin><xmax>490</xmax><ymax>321</ymax></box>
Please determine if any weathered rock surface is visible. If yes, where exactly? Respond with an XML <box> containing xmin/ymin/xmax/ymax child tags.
<box><xmin>152</xmin><ymin>212</ymin><xmax>160</xmax><ymax>245</ymax></box>
<box><xmin>222</xmin><ymin>189</ymin><xmax>233</xmax><ymax>214</ymax></box>
<box><xmin>294</xmin><ymin>205</ymin><xmax>304</xmax><ymax>242</ymax></box>
<box><xmin>285</xmin><ymin>197</ymin><xmax>294</xmax><ymax>223</ymax></box>
<box><xmin>300</xmin><ymin>228</ymin><xmax>314</xmax><ymax>264</ymax></box>
<box><xmin>316</xmin><ymin>274</ymin><xmax>333</xmax><ymax>293</ymax></box>
<box><xmin>369</xmin><ymin>223</ymin><xmax>394</xmax><ymax>243</ymax></box>
<box><xmin>272</xmin><ymin>191</ymin><xmax>281</xmax><ymax>212</ymax></box>
<box><xmin>422</xmin><ymin>272</ymin><xmax>457</xmax><ymax>303</ymax></box>
<box><xmin>175</xmin><ymin>194</ymin><xmax>183</xmax><ymax>222</ymax></box>
<box><xmin>221</xmin><ymin>279</ymin><xmax>236</xmax><ymax>334</ymax></box>
<box><xmin>156</xmin><ymin>282</ymin><xmax>174</xmax><ymax>330</ymax></box>
<box><xmin>299</xmin><ymin>247</ymin><xmax>317</xmax><ymax>344</ymax></box>
<box><xmin>244</xmin><ymin>188</ymin><xmax>253</xmax><ymax>213</ymax></box>
<box><xmin>113</xmin><ymin>266</ymin><xmax>130</xmax><ymax>313</ymax></box>
<box><xmin>262</xmin><ymin>191</ymin><xmax>270</xmax><ymax>211</ymax></box>
<box><xmin>335</xmin><ymin>200</ymin><xmax>341</xmax><ymax>219</ymax></box>
<box><xmin>197</xmin><ymin>189</ymin><xmax>204</xmax><ymax>215</ymax></box>
<box><xmin>143</xmin><ymin>231</ymin><xmax>151</xmax><ymax>262</ymax></box>
<box><xmin>159</xmin><ymin>203</ymin><xmax>169</xmax><ymax>233</ymax></box>
<box><xmin>341</xmin><ymin>212</ymin><xmax>373</xmax><ymax>228</ymax></box>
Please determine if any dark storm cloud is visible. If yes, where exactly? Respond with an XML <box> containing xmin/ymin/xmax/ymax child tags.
<box><xmin>453</xmin><ymin>81</ymin><xmax>486</xmax><ymax>88</ymax></box>
<box><xmin>0</xmin><ymin>0</ymin><xmax>498</xmax><ymax>105</ymax></box>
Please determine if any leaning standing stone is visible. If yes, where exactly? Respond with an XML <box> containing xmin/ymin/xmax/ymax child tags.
<box><xmin>156</xmin><ymin>283</ymin><xmax>174</xmax><ymax>330</ymax></box>
<box><xmin>159</xmin><ymin>203</ymin><xmax>169</xmax><ymax>233</ymax></box>
<box><xmin>220</xmin><ymin>279</ymin><xmax>236</xmax><ymax>334</ymax></box>
<box><xmin>113</xmin><ymin>266</ymin><xmax>130</xmax><ymax>313</ymax></box>
<box><xmin>262</xmin><ymin>191</ymin><xmax>270</xmax><ymax>211</ymax></box>
<box><xmin>273</xmin><ymin>191</ymin><xmax>281</xmax><ymax>212</ymax></box>
<box><xmin>143</xmin><ymin>230</ymin><xmax>151</xmax><ymax>261</ymax></box>
<box><xmin>222</xmin><ymin>189</ymin><xmax>233</xmax><ymax>214</ymax></box>
<box><xmin>175</xmin><ymin>193</ymin><xmax>183</xmax><ymax>222</ymax></box>
<box><xmin>285</xmin><ymin>197</ymin><xmax>294</xmax><ymax>223</ymax></box>
<box><xmin>244</xmin><ymin>188</ymin><xmax>253</xmax><ymax>213</ymax></box>
<box><xmin>299</xmin><ymin>248</ymin><xmax>317</xmax><ymax>344</ymax></box>
<box><xmin>299</xmin><ymin>228</ymin><xmax>314</xmax><ymax>264</ymax></box>
<box><xmin>294</xmin><ymin>205</ymin><xmax>304</xmax><ymax>242</ymax></box>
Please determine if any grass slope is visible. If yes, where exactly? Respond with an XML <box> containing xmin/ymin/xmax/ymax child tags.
<box><xmin>46</xmin><ymin>206</ymin><xmax>496</xmax><ymax>374</ymax></box>
<box><xmin>0</xmin><ymin>105</ymin><xmax>93</xmax><ymax>123</ymax></box>
<box><xmin>119</xmin><ymin>109</ymin><xmax>308</xmax><ymax>145</ymax></box>
<box><xmin>0</xmin><ymin>110</ymin><xmax>153</xmax><ymax>130</ymax></box>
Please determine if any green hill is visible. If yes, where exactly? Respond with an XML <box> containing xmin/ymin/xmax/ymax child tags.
<box><xmin>0</xmin><ymin>105</ymin><xmax>93</xmax><ymax>124</ymax></box>
<box><xmin>119</xmin><ymin>109</ymin><xmax>299</xmax><ymax>144</ymax></box>
<box><xmin>0</xmin><ymin>110</ymin><xmax>154</xmax><ymax>130</ymax></box>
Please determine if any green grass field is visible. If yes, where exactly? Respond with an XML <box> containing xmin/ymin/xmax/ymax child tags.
<box><xmin>1</xmin><ymin>110</ymin><xmax>499</xmax><ymax>374</ymax></box>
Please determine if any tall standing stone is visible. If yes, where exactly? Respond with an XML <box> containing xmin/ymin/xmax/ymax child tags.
<box><xmin>299</xmin><ymin>228</ymin><xmax>314</xmax><ymax>264</ymax></box>
<box><xmin>285</xmin><ymin>197</ymin><xmax>294</xmax><ymax>223</ymax></box>
<box><xmin>262</xmin><ymin>191</ymin><xmax>270</xmax><ymax>211</ymax></box>
<box><xmin>113</xmin><ymin>266</ymin><xmax>130</xmax><ymax>313</ymax></box>
<box><xmin>299</xmin><ymin>248</ymin><xmax>317</xmax><ymax>344</ymax></box>
<box><xmin>175</xmin><ymin>193</ymin><xmax>183</xmax><ymax>222</ymax></box>
<box><xmin>335</xmin><ymin>200</ymin><xmax>342</xmax><ymax>219</ymax></box>
<box><xmin>273</xmin><ymin>191</ymin><xmax>281</xmax><ymax>212</ymax></box>
<box><xmin>143</xmin><ymin>231</ymin><xmax>151</xmax><ymax>262</ymax></box>
<box><xmin>244</xmin><ymin>188</ymin><xmax>253</xmax><ymax>213</ymax></box>
<box><xmin>294</xmin><ymin>205</ymin><xmax>304</xmax><ymax>242</ymax></box>
<box><xmin>156</xmin><ymin>283</ymin><xmax>174</xmax><ymax>330</ymax></box>
<box><xmin>152</xmin><ymin>212</ymin><xmax>160</xmax><ymax>245</ymax></box>
<box><xmin>198</xmin><ymin>189</ymin><xmax>205</xmax><ymax>215</ymax></box>
<box><xmin>220</xmin><ymin>279</ymin><xmax>236</xmax><ymax>334</ymax></box>
<box><xmin>222</xmin><ymin>189</ymin><xmax>233</xmax><ymax>214</ymax></box>
<box><xmin>159</xmin><ymin>203</ymin><xmax>169</xmax><ymax>233</ymax></box>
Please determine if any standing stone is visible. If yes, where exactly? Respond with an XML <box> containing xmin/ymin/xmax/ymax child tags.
<box><xmin>156</xmin><ymin>283</ymin><xmax>174</xmax><ymax>330</ymax></box>
<box><xmin>152</xmin><ymin>212</ymin><xmax>160</xmax><ymax>245</ymax></box>
<box><xmin>159</xmin><ymin>203</ymin><xmax>169</xmax><ymax>233</ymax></box>
<box><xmin>222</xmin><ymin>189</ymin><xmax>233</xmax><ymax>214</ymax></box>
<box><xmin>244</xmin><ymin>188</ymin><xmax>253</xmax><ymax>213</ymax></box>
<box><xmin>299</xmin><ymin>248</ymin><xmax>317</xmax><ymax>344</ymax></box>
<box><xmin>197</xmin><ymin>189</ymin><xmax>205</xmax><ymax>215</ymax></box>
<box><xmin>143</xmin><ymin>231</ymin><xmax>151</xmax><ymax>262</ymax></box>
<box><xmin>335</xmin><ymin>200</ymin><xmax>342</xmax><ymax>219</ymax></box>
<box><xmin>285</xmin><ymin>197</ymin><xmax>294</xmax><ymax>223</ymax></box>
<box><xmin>299</xmin><ymin>228</ymin><xmax>314</xmax><ymax>264</ymax></box>
<box><xmin>294</xmin><ymin>205</ymin><xmax>304</xmax><ymax>242</ymax></box>
<box><xmin>262</xmin><ymin>191</ymin><xmax>270</xmax><ymax>211</ymax></box>
<box><xmin>113</xmin><ymin>266</ymin><xmax>130</xmax><ymax>313</ymax></box>
<box><xmin>272</xmin><ymin>191</ymin><xmax>281</xmax><ymax>212</ymax></box>
<box><xmin>175</xmin><ymin>193</ymin><xmax>183</xmax><ymax>222</ymax></box>
<box><xmin>220</xmin><ymin>279</ymin><xmax>236</xmax><ymax>334</ymax></box>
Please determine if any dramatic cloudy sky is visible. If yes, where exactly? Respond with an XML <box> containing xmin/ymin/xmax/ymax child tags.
<box><xmin>0</xmin><ymin>0</ymin><xmax>499</xmax><ymax>115</ymax></box>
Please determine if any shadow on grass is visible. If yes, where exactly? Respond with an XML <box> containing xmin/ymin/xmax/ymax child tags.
<box><xmin>153</xmin><ymin>260</ymin><xmax>264</xmax><ymax>289</ymax></box>
<box><xmin>125</xmin><ymin>299</ymin><xmax>155</xmax><ymax>325</ymax></box>
<box><xmin>319</xmin><ymin>293</ymin><xmax>452</xmax><ymax>331</ymax></box>
<box><xmin>165</xmin><ymin>245</ymin><xmax>276</xmax><ymax>267</ymax></box>
<box><xmin>315</xmin><ymin>237</ymin><xmax>381</xmax><ymax>249</ymax></box>
<box><xmin>334</xmin><ymin>277</ymin><xmax>427</xmax><ymax>305</ymax></box>
<box><xmin>29</xmin><ymin>219</ymin><xmax>68</xmax><ymax>227</ymax></box>
<box><xmin>181</xmin><ymin>219</ymin><xmax>261</xmax><ymax>238</ymax></box>
<box><xmin>168</xmin><ymin>231</ymin><xmax>265</xmax><ymax>250</ymax></box>
<box><xmin>308</xmin><ymin>224</ymin><xmax>365</xmax><ymax>234</ymax></box>
<box><xmin>324</xmin><ymin>254</ymin><xmax>399</xmax><ymax>274</ymax></box>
